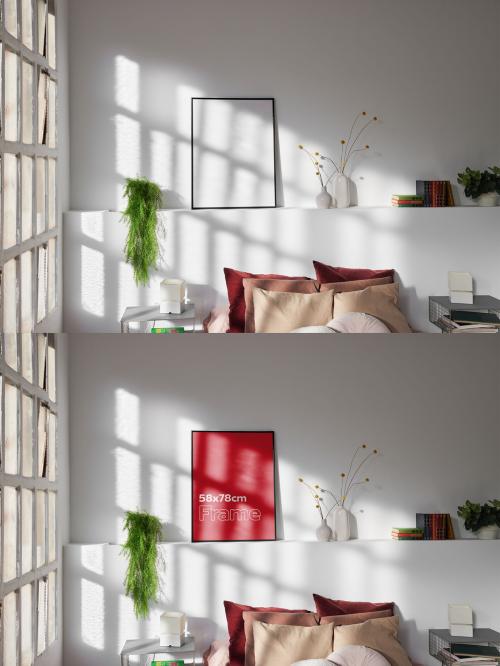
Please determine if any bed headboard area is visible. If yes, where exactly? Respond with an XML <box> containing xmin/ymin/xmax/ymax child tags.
<box><xmin>64</xmin><ymin>540</ymin><xmax>500</xmax><ymax>665</ymax></box>
<box><xmin>64</xmin><ymin>207</ymin><xmax>500</xmax><ymax>332</ymax></box>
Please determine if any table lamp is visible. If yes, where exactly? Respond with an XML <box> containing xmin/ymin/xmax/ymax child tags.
<box><xmin>449</xmin><ymin>604</ymin><xmax>473</xmax><ymax>637</ymax></box>
<box><xmin>159</xmin><ymin>610</ymin><xmax>187</xmax><ymax>647</ymax></box>
<box><xmin>160</xmin><ymin>279</ymin><xmax>186</xmax><ymax>314</ymax></box>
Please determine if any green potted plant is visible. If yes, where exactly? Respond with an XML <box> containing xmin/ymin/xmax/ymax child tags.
<box><xmin>122</xmin><ymin>510</ymin><xmax>163</xmax><ymax>619</ymax></box>
<box><xmin>457</xmin><ymin>500</ymin><xmax>500</xmax><ymax>539</ymax></box>
<box><xmin>122</xmin><ymin>177</ymin><xmax>164</xmax><ymax>285</ymax></box>
<box><xmin>457</xmin><ymin>167</ymin><xmax>500</xmax><ymax>206</ymax></box>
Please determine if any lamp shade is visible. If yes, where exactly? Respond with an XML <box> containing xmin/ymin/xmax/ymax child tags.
<box><xmin>159</xmin><ymin>279</ymin><xmax>186</xmax><ymax>314</ymax></box>
<box><xmin>159</xmin><ymin>611</ymin><xmax>186</xmax><ymax>647</ymax></box>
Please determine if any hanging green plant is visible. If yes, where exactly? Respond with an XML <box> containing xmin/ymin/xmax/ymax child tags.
<box><xmin>122</xmin><ymin>177</ymin><xmax>164</xmax><ymax>286</ymax></box>
<box><xmin>122</xmin><ymin>510</ymin><xmax>163</xmax><ymax>619</ymax></box>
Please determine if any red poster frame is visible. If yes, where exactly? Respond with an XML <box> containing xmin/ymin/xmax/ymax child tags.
<box><xmin>191</xmin><ymin>431</ymin><xmax>277</xmax><ymax>543</ymax></box>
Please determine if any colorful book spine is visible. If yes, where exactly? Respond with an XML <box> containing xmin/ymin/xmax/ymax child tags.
<box><xmin>415</xmin><ymin>513</ymin><xmax>455</xmax><ymax>540</ymax></box>
<box><xmin>391</xmin><ymin>527</ymin><xmax>424</xmax><ymax>540</ymax></box>
<box><xmin>151</xmin><ymin>327</ymin><xmax>185</xmax><ymax>334</ymax></box>
<box><xmin>415</xmin><ymin>180</ymin><xmax>454</xmax><ymax>207</ymax></box>
<box><xmin>151</xmin><ymin>661</ymin><xmax>185</xmax><ymax>666</ymax></box>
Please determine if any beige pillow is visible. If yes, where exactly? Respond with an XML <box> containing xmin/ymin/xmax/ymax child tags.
<box><xmin>244</xmin><ymin>611</ymin><xmax>319</xmax><ymax>666</ymax></box>
<box><xmin>253</xmin><ymin>288</ymin><xmax>334</xmax><ymax>333</ymax></box>
<box><xmin>243</xmin><ymin>279</ymin><xmax>320</xmax><ymax>332</ymax></box>
<box><xmin>253</xmin><ymin>621</ymin><xmax>334</xmax><ymax>666</ymax></box>
<box><xmin>333</xmin><ymin>284</ymin><xmax>411</xmax><ymax>333</ymax></box>
<box><xmin>333</xmin><ymin>616</ymin><xmax>412</xmax><ymax>666</ymax></box>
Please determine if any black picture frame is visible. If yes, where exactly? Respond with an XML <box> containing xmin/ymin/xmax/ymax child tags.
<box><xmin>191</xmin><ymin>430</ymin><xmax>277</xmax><ymax>543</ymax></box>
<box><xmin>191</xmin><ymin>97</ymin><xmax>278</xmax><ymax>210</ymax></box>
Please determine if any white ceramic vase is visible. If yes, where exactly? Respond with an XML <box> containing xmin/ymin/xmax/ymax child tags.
<box><xmin>332</xmin><ymin>507</ymin><xmax>351</xmax><ymax>541</ymax></box>
<box><xmin>316</xmin><ymin>187</ymin><xmax>334</xmax><ymax>209</ymax></box>
<box><xmin>316</xmin><ymin>518</ymin><xmax>334</xmax><ymax>542</ymax></box>
<box><xmin>334</xmin><ymin>174</ymin><xmax>351</xmax><ymax>208</ymax></box>
<box><xmin>476</xmin><ymin>192</ymin><xmax>498</xmax><ymax>207</ymax></box>
<box><xmin>475</xmin><ymin>525</ymin><xmax>498</xmax><ymax>539</ymax></box>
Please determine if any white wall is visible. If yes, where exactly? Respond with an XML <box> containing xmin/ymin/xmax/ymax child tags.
<box><xmin>68</xmin><ymin>334</ymin><xmax>500</xmax><ymax>543</ymax></box>
<box><xmin>64</xmin><ymin>334</ymin><xmax>500</xmax><ymax>665</ymax></box>
<box><xmin>63</xmin><ymin>207</ymin><xmax>500</xmax><ymax>332</ymax></box>
<box><xmin>67</xmin><ymin>0</ymin><xmax>500</xmax><ymax>211</ymax></box>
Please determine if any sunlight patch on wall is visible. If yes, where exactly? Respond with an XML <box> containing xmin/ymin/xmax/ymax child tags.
<box><xmin>176</xmin><ymin>84</ymin><xmax>204</xmax><ymax>139</ymax></box>
<box><xmin>201</xmin><ymin>99</ymin><xmax>232</xmax><ymax>152</ymax></box>
<box><xmin>81</xmin><ymin>211</ymin><xmax>104</xmax><ymax>242</ymax></box>
<box><xmin>81</xmin><ymin>245</ymin><xmax>105</xmax><ymax>317</ymax></box>
<box><xmin>150</xmin><ymin>130</ymin><xmax>173</xmax><ymax>189</ymax></box>
<box><xmin>117</xmin><ymin>593</ymin><xmax>140</xmax><ymax>663</ymax></box>
<box><xmin>115</xmin><ymin>388</ymin><xmax>140</xmax><ymax>447</ymax></box>
<box><xmin>176</xmin><ymin>416</ymin><xmax>203</xmax><ymax>472</ymax></box>
<box><xmin>117</xmin><ymin>260</ymin><xmax>139</xmax><ymax>324</ymax></box>
<box><xmin>114</xmin><ymin>446</ymin><xmax>141</xmax><ymax>511</ymax></box>
<box><xmin>178</xmin><ymin>548</ymin><xmax>208</xmax><ymax>616</ymax></box>
<box><xmin>115</xmin><ymin>113</ymin><xmax>141</xmax><ymax>209</ymax></box>
<box><xmin>115</xmin><ymin>56</ymin><xmax>140</xmax><ymax>114</ymax></box>
<box><xmin>178</xmin><ymin>214</ymin><xmax>209</xmax><ymax>283</ymax></box>
<box><xmin>81</xmin><ymin>545</ymin><xmax>104</xmax><ymax>576</ymax></box>
<box><xmin>81</xmin><ymin>578</ymin><xmax>105</xmax><ymax>650</ymax></box>
<box><xmin>150</xmin><ymin>462</ymin><xmax>172</xmax><ymax>524</ymax></box>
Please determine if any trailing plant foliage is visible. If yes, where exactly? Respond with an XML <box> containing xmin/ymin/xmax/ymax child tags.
<box><xmin>122</xmin><ymin>177</ymin><xmax>163</xmax><ymax>285</ymax></box>
<box><xmin>457</xmin><ymin>166</ymin><xmax>500</xmax><ymax>199</ymax></box>
<box><xmin>457</xmin><ymin>500</ymin><xmax>500</xmax><ymax>532</ymax></box>
<box><xmin>122</xmin><ymin>510</ymin><xmax>163</xmax><ymax>619</ymax></box>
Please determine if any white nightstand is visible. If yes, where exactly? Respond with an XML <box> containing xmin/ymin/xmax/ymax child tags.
<box><xmin>120</xmin><ymin>636</ymin><xmax>197</xmax><ymax>665</ymax></box>
<box><xmin>120</xmin><ymin>303</ymin><xmax>197</xmax><ymax>333</ymax></box>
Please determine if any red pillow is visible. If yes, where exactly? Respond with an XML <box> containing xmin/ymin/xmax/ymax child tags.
<box><xmin>313</xmin><ymin>593</ymin><xmax>394</xmax><ymax>617</ymax></box>
<box><xmin>313</xmin><ymin>261</ymin><xmax>395</xmax><ymax>284</ymax></box>
<box><xmin>224</xmin><ymin>268</ymin><xmax>310</xmax><ymax>333</ymax></box>
<box><xmin>224</xmin><ymin>600</ymin><xmax>309</xmax><ymax>666</ymax></box>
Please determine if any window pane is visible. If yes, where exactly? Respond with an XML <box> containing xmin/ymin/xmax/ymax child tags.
<box><xmin>36</xmin><ymin>157</ymin><xmax>46</xmax><ymax>233</ymax></box>
<box><xmin>5</xmin><ymin>49</ymin><xmax>20</xmax><ymax>141</ymax></box>
<box><xmin>21</xmin><ymin>584</ymin><xmax>33</xmax><ymax>666</ymax></box>
<box><xmin>4</xmin><ymin>333</ymin><xmax>19</xmax><ymax>371</ymax></box>
<box><xmin>37</xmin><ymin>70</ymin><xmax>47</xmax><ymax>143</ymax></box>
<box><xmin>47</xmin><ymin>0</ymin><xmax>56</xmax><ymax>69</ymax></box>
<box><xmin>3</xmin><ymin>153</ymin><xmax>19</xmax><ymax>249</ymax></box>
<box><xmin>37</xmin><ymin>0</ymin><xmax>47</xmax><ymax>56</ymax></box>
<box><xmin>48</xmin><ymin>571</ymin><xmax>56</xmax><ymax>646</ymax></box>
<box><xmin>22</xmin><ymin>155</ymin><xmax>34</xmax><ymax>241</ymax></box>
<box><xmin>3</xmin><ymin>259</ymin><xmax>18</xmax><ymax>334</ymax></box>
<box><xmin>22</xmin><ymin>0</ymin><xmax>34</xmax><ymax>50</ymax></box>
<box><xmin>48</xmin><ymin>158</ymin><xmax>56</xmax><ymax>229</ymax></box>
<box><xmin>47</xmin><ymin>411</ymin><xmax>56</xmax><ymax>480</ymax></box>
<box><xmin>37</xmin><ymin>577</ymin><xmax>48</xmax><ymax>655</ymax></box>
<box><xmin>4</xmin><ymin>382</ymin><xmax>19</xmax><ymax>475</ymax></box>
<box><xmin>37</xmin><ymin>403</ymin><xmax>47</xmax><ymax>476</ymax></box>
<box><xmin>36</xmin><ymin>490</ymin><xmax>46</xmax><ymax>566</ymax></box>
<box><xmin>38</xmin><ymin>334</ymin><xmax>47</xmax><ymax>388</ymax></box>
<box><xmin>37</xmin><ymin>245</ymin><xmax>47</xmax><ymax>323</ymax></box>
<box><xmin>48</xmin><ymin>490</ymin><xmax>56</xmax><ymax>561</ymax></box>
<box><xmin>22</xmin><ymin>332</ymin><xmax>34</xmax><ymax>382</ymax></box>
<box><xmin>3</xmin><ymin>486</ymin><xmax>18</xmax><ymax>582</ymax></box>
<box><xmin>47</xmin><ymin>335</ymin><xmax>56</xmax><ymax>402</ymax></box>
<box><xmin>22</xmin><ymin>60</ymin><xmax>34</xmax><ymax>144</ymax></box>
<box><xmin>21</xmin><ymin>251</ymin><xmax>33</xmax><ymax>332</ymax></box>
<box><xmin>48</xmin><ymin>78</ymin><xmax>56</xmax><ymax>147</ymax></box>
<box><xmin>21</xmin><ymin>488</ymin><xmax>33</xmax><ymax>574</ymax></box>
<box><xmin>22</xmin><ymin>392</ymin><xmax>34</xmax><ymax>476</ymax></box>
<box><xmin>47</xmin><ymin>237</ymin><xmax>56</xmax><ymax>313</ymax></box>
<box><xmin>5</xmin><ymin>0</ymin><xmax>19</xmax><ymax>38</ymax></box>
<box><xmin>3</xmin><ymin>591</ymin><xmax>18</xmax><ymax>666</ymax></box>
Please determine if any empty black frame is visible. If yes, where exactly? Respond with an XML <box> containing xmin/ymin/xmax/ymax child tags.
<box><xmin>191</xmin><ymin>97</ymin><xmax>278</xmax><ymax>210</ymax></box>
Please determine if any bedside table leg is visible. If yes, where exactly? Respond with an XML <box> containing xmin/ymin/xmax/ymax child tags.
<box><xmin>121</xmin><ymin>655</ymin><xmax>129</xmax><ymax>666</ymax></box>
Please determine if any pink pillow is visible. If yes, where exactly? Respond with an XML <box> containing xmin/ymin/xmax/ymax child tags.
<box><xmin>313</xmin><ymin>261</ymin><xmax>395</xmax><ymax>284</ymax></box>
<box><xmin>203</xmin><ymin>306</ymin><xmax>230</xmax><ymax>333</ymax></box>
<box><xmin>313</xmin><ymin>594</ymin><xmax>394</xmax><ymax>618</ymax></box>
<box><xmin>224</xmin><ymin>268</ymin><xmax>310</xmax><ymax>333</ymax></box>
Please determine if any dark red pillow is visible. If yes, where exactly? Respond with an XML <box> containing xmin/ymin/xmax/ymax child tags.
<box><xmin>313</xmin><ymin>261</ymin><xmax>395</xmax><ymax>284</ymax></box>
<box><xmin>313</xmin><ymin>594</ymin><xmax>394</xmax><ymax>617</ymax></box>
<box><xmin>224</xmin><ymin>600</ymin><xmax>309</xmax><ymax>665</ymax></box>
<box><xmin>224</xmin><ymin>268</ymin><xmax>310</xmax><ymax>333</ymax></box>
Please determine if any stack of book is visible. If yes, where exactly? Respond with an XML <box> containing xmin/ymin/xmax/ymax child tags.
<box><xmin>416</xmin><ymin>513</ymin><xmax>455</xmax><ymax>540</ymax></box>
<box><xmin>437</xmin><ymin>315</ymin><xmax>499</xmax><ymax>334</ymax></box>
<box><xmin>151</xmin><ymin>660</ymin><xmax>185</xmax><ymax>666</ymax></box>
<box><xmin>391</xmin><ymin>528</ymin><xmax>424</xmax><ymax>540</ymax></box>
<box><xmin>391</xmin><ymin>195</ymin><xmax>423</xmax><ymax>207</ymax></box>
<box><xmin>439</xmin><ymin>643</ymin><xmax>500</xmax><ymax>665</ymax></box>
<box><xmin>416</xmin><ymin>180</ymin><xmax>455</xmax><ymax>206</ymax></box>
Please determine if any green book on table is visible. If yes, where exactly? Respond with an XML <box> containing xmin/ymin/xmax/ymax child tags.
<box><xmin>151</xmin><ymin>327</ymin><xmax>185</xmax><ymax>334</ymax></box>
<box><xmin>151</xmin><ymin>660</ymin><xmax>185</xmax><ymax>666</ymax></box>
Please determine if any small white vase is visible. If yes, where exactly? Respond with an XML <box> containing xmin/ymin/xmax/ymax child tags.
<box><xmin>316</xmin><ymin>187</ymin><xmax>334</xmax><ymax>209</ymax></box>
<box><xmin>475</xmin><ymin>525</ymin><xmax>498</xmax><ymax>539</ymax></box>
<box><xmin>334</xmin><ymin>174</ymin><xmax>351</xmax><ymax>208</ymax></box>
<box><xmin>476</xmin><ymin>192</ymin><xmax>498</xmax><ymax>207</ymax></box>
<box><xmin>332</xmin><ymin>507</ymin><xmax>351</xmax><ymax>541</ymax></box>
<box><xmin>316</xmin><ymin>518</ymin><xmax>334</xmax><ymax>542</ymax></box>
